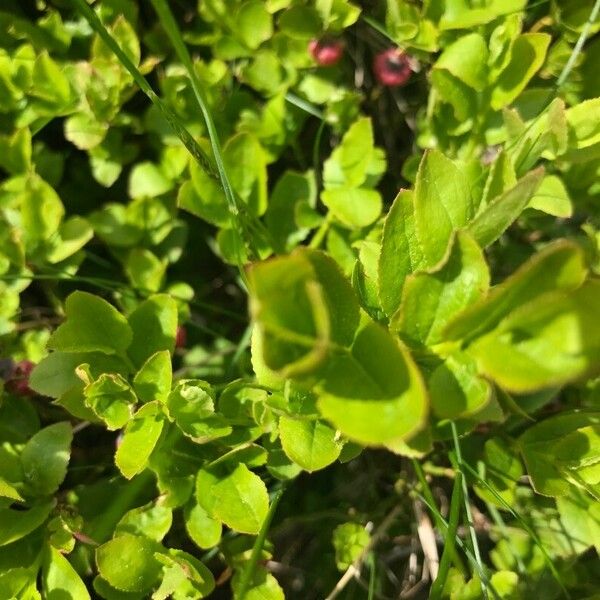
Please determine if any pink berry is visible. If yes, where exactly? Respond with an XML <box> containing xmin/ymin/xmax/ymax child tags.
<box><xmin>309</xmin><ymin>38</ymin><xmax>344</xmax><ymax>67</ymax></box>
<box><xmin>176</xmin><ymin>325</ymin><xmax>187</xmax><ymax>349</ymax></box>
<box><xmin>6</xmin><ymin>360</ymin><xmax>36</xmax><ymax>396</ymax></box>
<box><xmin>373</xmin><ymin>48</ymin><xmax>412</xmax><ymax>87</ymax></box>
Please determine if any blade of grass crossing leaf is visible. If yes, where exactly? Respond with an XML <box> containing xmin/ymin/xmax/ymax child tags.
<box><xmin>460</xmin><ymin>460</ymin><xmax>570</xmax><ymax>598</ymax></box>
<box><xmin>451</xmin><ymin>422</ymin><xmax>488</xmax><ymax>600</ymax></box>
<box><xmin>69</xmin><ymin>0</ymin><xmax>216</xmax><ymax>180</ymax></box>
<box><xmin>430</xmin><ymin>472</ymin><xmax>463</xmax><ymax>600</ymax></box>
<box><xmin>556</xmin><ymin>0</ymin><xmax>600</xmax><ymax>88</ymax></box>
<box><xmin>148</xmin><ymin>0</ymin><xmax>248</xmax><ymax>268</ymax></box>
<box><xmin>412</xmin><ymin>459</ymin><xmax>466</xmax><ymax>574</ymax></box>
<box><xmin>237</xmin><ymin>486</ymin><xmax>285</xmax><ymax>599</ymax></box>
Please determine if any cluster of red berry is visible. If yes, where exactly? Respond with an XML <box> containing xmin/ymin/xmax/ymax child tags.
<box><xmin>308</xmin><ymin>38</ymin><xmax>413</xmax><ymax>87</ymax></box>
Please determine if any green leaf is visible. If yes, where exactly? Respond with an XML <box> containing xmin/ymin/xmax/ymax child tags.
<box><xmin>556</xmin><ymin>487</ymin><xmax>600</xmax><ymax>554</ymax></box>
<box><xmin>440</xmin><ymin>0</ymin><xmax>526</xmax><ymax>29</ymax></box>
<box><xmin>84</xmin><ymin>373</ymin><xmax>136</xmax><ymax>430</ymax></box>
<box><xmin>184</xmin><ymin>502</ymin><xmax>222</xmax><ymax>549</ymax></box>
<box><xmin>127</xmin><ymin>294</ymin><xmax>178</xmax><ymax>368</ymax></box>
<box><xmin>323</xmin><ymin>118</ymin><xmax>377</xmax><ymax>189</ymax></box>
<box><xmin>116</xmin><ymin>502</ymin><xmax>172</xmax><ymax>542</ymax></box>
<box><xmin>520</xmin><ymin>411</ymin><xmax>600</xmax><ymax>496</ymax></box>
<box><xmin>429</xmin><ymin>352</ymin><xmax>494</xmax><ymax>420</ymax></box>
<box><xmin>278</xmin><ymin>5</ymin><xmax>322</xmax><ymax>39</ymax></box>
<box><xmin>378</xmin><ymin>190</ymin><xmax>426</xmax><ymax>317</ymax></box>
<box><xmin>198</xmin><ymin>464</ymin><xmax>269</xmax><ymax>535</ymax></box>
<box><xmin>20</xmin><ymin>173</ymin><xmax>64</xmax><ymax>245</ymax></box>
<box><xmin>443</xmin><ymin>240</ymin><xmax>587</xmax><ymax>343</ymax></box>
<box><xmin>332</xmin><ymin>522</ymin><xmax>370</xmax><ymax>570</ymax></box>
<box><xmin>392</xmin><ymin>231</ymin><xmax>489</xmax><ymax>347</ymax></box>
<box><xmin>133</xmin><ymin>351</ymin><xmax>172</xmax><ymax>403</ymax></box>
<box><xmin>317</xmin><ymin>317</ymin><xmax>428</xmax><ymax>445</ymax></box>
<box><xmin>64</xmin><ymin>112</ymin><xmax>108</xmax><ymax>150</ymax></box>
<box><xmin>96</xmin><ymin>534</ymin><xmax>162</xmax><ymax>593</ymax></box>
<box><xmin>125</xmin><ymin>248</ymin><xmax>166</xmax><ymax>293</ymax></box>
<box><xmin>232</xmin><ymin>567</ymin><xmax>284</xmax><ymax>600</ymax></box>
<box><xmin>279</xmin><ymin>417</ymin><xmax>341</xmax><ymax>472</ymax></box>
<box><xmin>321</xmin><ymin>187</ymin><xmax>382</xmax><ymax>229</ymax></box>
<box><xmin>128</xmin><ymin>162</ymin><xmax>173</xmax><ymax>199</ymax></box>
<box><xmin>29</xmin><ymin>352</ymin><xmax>128</xmax><ymax>398</ymax></box>
<box><xmin>565</xmin><ymin>97</ymin><xmax>600</xmax><ymax>150</ymax></box>
<box><xmin>467</xmin><ymin>168</ymin><xmax>544</xmax><ymax>248</ymax></box>
<box><xmin>491</xmin><ymin>33</ymin><xmax>551</xmax><ymax>110</ymax></box>
<box><xmin>115</xmin><ymin>402</ymin><xmax>164</xmax><ymax>479</ymax></box>
<box><xmin>414</xmin><ymin>150</ymin><xmax>475</xmax><ymax>266</ymax></box>
<box><xmin>236</xmin><ymin>1</ymin><xmax>273</xmax><ymax>49</ymax></box>
<box><xmin>43</xmin><ymin>545</ymin><xmax>90</xmax><ymax>600</ymax></box>
<box><xmin>153</xmin><ymin>549</ymin><xmax>215</xmax><ymax>599</ymax></box>
<box><xmin>528</xmin><ymin>174</ymin><xmax>572</xmax><ymax>218</ymax></box>
<box><xmin>21</xmin><ymin>422</ymin><xmax>72</xmax><ymax>496</ymax></box>
<box><xmin>48</xmin><ymin>292</ymin><xmax>133</xmax><ymax>355</ymax></box>
<box><xmin>469</xmin><ymin>281</ymin><xmax>600</xmax><ymax>393</ymax></box>
<box><xmin>167</xmin><ymin>380</ymin><xmax>231</xmax><ymax>443</ymax></box>
<box><xmin>248</xmin><ymin>248</ymin><xmax>360</xmax><ymax>378</ymax></box>
<box><xmin>434</xmin><ymin>33</ymin><xmax>488</xmax><ymax>91</ymax></box>
<box><xmin>0</xmin><ymin>501</ymin><xmax>55</xmax><ymax>546</ymax></box>
<box><xmin>46</xmin><ymin>216</ymin><xmax>94</xmax><ymax>264</ymax></box>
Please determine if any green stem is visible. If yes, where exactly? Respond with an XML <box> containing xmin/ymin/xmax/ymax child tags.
<box><xmin>309</xmin><ymin>214</ymin><xmax>333</xmax><ymax>250</ymax></box>
<box><xmin>429</xmin><ymin>472</ymin><xmax>463</xmax><ymax>600</ymax></box>
<box><xmin>237</xmin><ymin>487</ymin><xmax>285</xmax><ymax>599</ymax></box>
<box><xmin>70</xmin><ymin>0</ymin><xmax>216</xmax><ymax>180</ymax></box>
<box><xmin>412</xmin><ymin>459</ymin><xmax>466</xmax><ymax>574</ymax></box>
<box><xmin>148</xmin><ymin>0</ymin><xmax>249</xmax><ymax>270</ymax></box>
<box><xmin>451</xmin><ymin>422</ymin><xmax>488</xmax><ymax>600</ymax></box>
<box><xmin>556</xmin><ymin>0</ymin><xmax>600</xmax><ymax>89</ymax></box>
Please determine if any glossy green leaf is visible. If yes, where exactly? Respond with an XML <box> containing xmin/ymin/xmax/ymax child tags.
<box><xmin>467</xmin><ymin>168</ymin><xmax>544</xmax><ymax>248</ymax></box>
<box><xmin>21</xmin><ymin>422</ymin><xmax>72</xmax><ymax>496</ymax></box>
<box><xmin>198</xmin><ymin>464</ymin><xmax>269</xmax><ymax>535</ymax></box>
<box><xmin>317</xmin><ymin>317</ymin><xmax>428</xmax><ymax>445</ymax></box>
<box><xmin>83</xmin><ymin>373</ymin><xmax>136</xmax><ymax>430</ymax></box>
<box><xmin>43</xmin><ymin>545</ymin><xmax>90</xmax><ymax>600</ymax></box>
<box><xmin>127</xmin><ymin>295</ymin><xmax>178</xmax><ymax>368</ymax></box>
<box><xmin>378</xmin><ymin>190</ymin><xmax>426</xmax><ymax>317</ymax></box>
<box><xmin>133</xmin><ymin>351</ymin><xmax>172</xmax><ymax>403</ymax></box>
<box><xmin>321</xmin><ymin>186</ymin><xmax>382</xmax><ymax>229</ymax></box>
<box><xmin>48</xmin><ymin>292</ymin><xmax>132</xmax><ymax>355</ymax></box>
<box><xmin>392</xmin><ymin>231</ymin><xmax>489</xmax><ymax>346</ymax></box>
<box><xmin>470</xmin><ymin>281</ymin><xmax>600</xmax><ymax>393</ymax></box>
<box><xmin>414</xmin><ymin>150</ymin><xmax>475</xmax><ymax>266</ymax></box>
<box><xmin>429</xmin><ymin>352</ymin><xmax>494</xmax><ymax>420</ymax></box>
<box><xmin>20</xmin><ymin>173</ymin><xmax>64</xmax><ymax>245</ymax></box>
<box><xmin>528</xmin><ymin>174</ymin><xmax>572</xmax><ymax>218</ymax></box>
<box><xmin>96</xmin><ymin>534</ymin><xmax>162</xmax><ymax>593</ymax></box>
<box><xmin>279</xmin><ymin>417</ymin><xmax>341</xmax><ymax>472</ymax></box>
<box><xmin>0</xmin><ymin>501</ymin><xmax>55</xmax><ymax>546</ymax></box>
<box><xmin>236</xmin><ymin>1</ymin><xmax>273</xmax><ymax>49</ymax></box>
<box><xmin>116</xmin><ymin>502</ymin><xmax>172</xmax><ymax>542</ymax></box>
<box><xmin>115</xmin><ymin>402</ymin><xmax>164</xmax><ymax>479</ymax></box>
<box><xmin>520</xmin><ymin>412</ymin><xmax>600</xmax><ymax>496</ymax></box>
<box><xmin>248</xmin><ymin>248</ymin><xmax>359</xmax><ymax>378</ymax></box>
<box><xmin>491</xmin><ymin>34</ymin><xmax>551</xmax><ymax>110</ymax></box>
<box><xmin>444</xmin><ymin>240</ymin><xmax>587</xmax><ymax>343</ymax></box>
<box><xmin>184</xmin><ymin>502</ymin><xmax>222</xmax><ymax>549</ymax></box>
<box><xmin>434</xmin><ymin>33</ymin><xmax>488</xmax><ymax>91</ymax></box>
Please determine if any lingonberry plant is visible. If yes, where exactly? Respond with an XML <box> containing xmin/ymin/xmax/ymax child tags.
<box><xmin>1</xmin><ymin>0</ymin><xmax>600</xmax><ymax>599</ymax></box>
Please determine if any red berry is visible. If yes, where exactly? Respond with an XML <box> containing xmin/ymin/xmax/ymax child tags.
<box><xmin>176</xmin><ymin>325</ymin><xmax>187</xmax><ymax>349</ymax></box>
<box><xmin>309</xmin><ymin>37</ymin><xmax>344</xmax><ymax>67</ymax></box>
<box><xmin>373</xmin><ymin>48</ymin><xmax>412</xmax><ymax>87</ymax></box>
<box><xmin>6</xmin><ymin>360</ymin><xmax>36</xmax><ymax>396</ymax></box>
